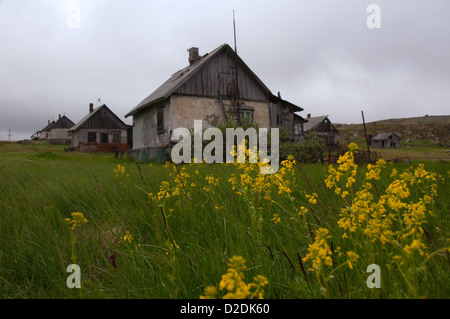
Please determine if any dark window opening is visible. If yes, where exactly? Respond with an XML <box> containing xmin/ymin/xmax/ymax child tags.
<box><xmin>87</xmin><ymin>132</ymin><xmax>96</xmax><ymax>143</ymax></box>
<box><xmin>100</xmin><ymin>133</ymin><xmax>108</xmax><ymax>143</ymax></box>
<box><xmin>112</xmin><ymin>132</ymin><xmax>121</xmax><ymax>144</ymax></box>
<box><xmin>157</xmin><ymin>109</ymin><xmax>164</xmax><ymax>134</ymax></box>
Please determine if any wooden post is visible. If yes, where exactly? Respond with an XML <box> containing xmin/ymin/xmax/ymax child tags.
<box><xmin>361</xmin><ymin>111</ymin><xmax>370</xmax><ymax>157</ymax></box>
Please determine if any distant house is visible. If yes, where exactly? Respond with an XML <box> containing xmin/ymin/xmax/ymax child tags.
<box><xmin>370</xmin><ymin>132</ymin><xmax>401</xmax><ymax>148</ymax></box>
<box><xmin>39</xmin><ymin>120</ymin><xmax>55</xmax><ymax>140</ymax></box>
<box><xmin>294</xmin><ymin>113</ymin><xmax>306</xmax><ymax>143</ymax></box>
<box><xmin>303</xmin><ymin>114</ymin><xmax>339</xmax><ymax>149</ymax></box>
<box><xmin>38</xmin><ymin>114</ymin><xmax>75</xmax><ymax>144</ymax></box>
<box><xmin>69</xmin><ymin>104</ymin><xmax>131</xmax><ymax>152</ymax></box>
<box><xmin>125</xmin><ymin>44</ymin><xmax>305</xmax><ymax>161</ymax></box>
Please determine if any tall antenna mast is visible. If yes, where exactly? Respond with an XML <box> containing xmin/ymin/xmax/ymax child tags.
<box><xmin>232</xmin><ymin>10</ymin><xmax>241</xmax><ymax>125</ymax></box>
<box><xmin>233</xmin><ymin>10</ymin><xmax>238</xmax><ymax>54</ymax></box>
<box><xmin>8</xmin><ymin>128</ymin><xmax>13</xmax><ymax>142</ymax></box>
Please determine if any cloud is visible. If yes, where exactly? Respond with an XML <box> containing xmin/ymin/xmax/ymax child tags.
<box><xmin>0</xmin><ymin>0</ymin><xmax>449</xmax><ymax>140</ymax></box>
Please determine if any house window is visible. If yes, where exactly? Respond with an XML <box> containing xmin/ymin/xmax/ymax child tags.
<box><xmin>100</xmin><ymin>133</ymin><xmax>108</xmax><ymax>143</ymax></box>
<box><xmin>294</xmin><ymin>123</ymin><xmax>302</xmax><ymax>136</ymax></box>
<box><xmin>157</xmin><ymin>108</ymin><xmax>164</xmax><ymax>134</ymax></box>
<box><xmin>240</xmin><ymin>110</ymin><xmax>254</xmax><ymax>122</ymax></box>
<box><xmin>112</xmin><ymin>132</ymin><xmax>121</xmax><ymax>144</ymax></box>
<box><xmin>87</xmin><ymin>132</ymin><xmax>96</xmax><ymax>143</ymax></box>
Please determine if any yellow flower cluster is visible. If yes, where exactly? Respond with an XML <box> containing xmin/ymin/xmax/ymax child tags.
<box><xmin>228</xmin><ymin>153</ymin><xmax>296</xmax><ymax>204</ymax></box>
<box><xmin>200</xmin><ymin>256</ymin><xmax>268</xmax><ymax>299</ymax></box>
<box><xmin>302</xmin><ymin>228</ymin><xmax>333</xmax><ymax>271</ymax></box>
<box><xmin>203</xmin><ymin>174</ymin><xmax>220</xmax><ymax>193</ymax></box>
<box><xmin>119</xmin><ymin>231</ymin><xmax>133</xmax><ymax>244</ymax></box>
<box><xmin>148</xmin><ymin>166</ymin><xmax>194</xmax><ymax>202</ymax></box>
<box><xmin>65</xmin><ymin>212</ymin><xmax>88</xmax><ymax>231</ymax></box>
<box><xmin>114</xmin><ymin>164</ymin><xmax>129</xmax><ymax>178</ymax></box>
<box><xmin>325</xmin><ymin>144</ymin><xmax>439</xmax><ymax>258</ymax></box>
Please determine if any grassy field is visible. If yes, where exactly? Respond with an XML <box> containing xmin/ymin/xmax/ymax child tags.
<box><xmin>0</xmin><ymin>141</ymin><xmax>448</xmax><ymax>299</ymax></box>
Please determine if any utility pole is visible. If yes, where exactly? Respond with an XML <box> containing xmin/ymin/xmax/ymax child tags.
<box><xmin>361</xmin><ymin>111</ymin><xmax>370</xmax><ymax>156</ymax></box>
<box><xmin>8</xmin><ymin>128</ymin><xmax>13</xmax><ymax>142</ymax></box>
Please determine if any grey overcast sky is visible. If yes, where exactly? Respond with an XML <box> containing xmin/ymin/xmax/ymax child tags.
<box><xmin>0</xmin><ymin>0</ymin><xmax>449</xmax><ymax>140</ymax></box>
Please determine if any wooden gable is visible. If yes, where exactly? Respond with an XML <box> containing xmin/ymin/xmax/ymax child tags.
<box><xmin>174</xmin><ymin>47</ymin><xmax>268</xmax><ymax>102</ymax></box>
<box><xmin>77</xmin><ymin>105</ymin><xmax>128</xmax><ymax>130</ymax></box>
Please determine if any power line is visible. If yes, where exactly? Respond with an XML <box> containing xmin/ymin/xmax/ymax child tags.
<box><xmin>7</xmin><ymin>128</ymin><xmax>13</xmax><ymax>142</ymax></box>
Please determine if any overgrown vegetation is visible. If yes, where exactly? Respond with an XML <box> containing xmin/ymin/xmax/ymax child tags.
<box><xmin>0</xmin><ymin>142</ymin><xmax>448</xmax><ymax>299</ymax></box>
<box><xmin>280</xmin><ymin>132</ymin><xmax>325</xmax><ymax>163</ymax></box>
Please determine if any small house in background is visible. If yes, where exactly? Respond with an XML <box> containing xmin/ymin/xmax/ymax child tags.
<box><xmin>303</xmin><ymin>114</ymin><xmax>339</xmax><ymax>149</ymax></box>
<box><xmin>69</xmin><ymin>104</ymin><xmax>131</xmax><ymax>152</ymax></box>
<box><xmin>38</xmin><ymin>120</ymin><xmax>55</xmax><ymax>140</ymax></box>
<box><xmin>38</xmin><ymin>115</ymin><xmax>75</xmax><ymax>144</ymax></box>
<box><xmin>370</xmin><ymin>132</ymin><xmax>401</xmax><ymax>148</ymax></box>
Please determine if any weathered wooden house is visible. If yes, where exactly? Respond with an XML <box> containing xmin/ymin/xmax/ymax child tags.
<box><xmin>369</xmin><ymin>132</ymin><xmax>401</xmax><ymax>148</ymax></box>
<box><xmin>303</xmin><ymin>114</ymin><xmax>339</xmax><ymax>149</ymax></box>
<box><xmin>38</xmin><ymin>115</ymin><xmax>75</xmax><ymax>144</ymax></box>
<box><xmin>125</xmin><ymin>44</ymin><xmax>304</xmax><ymax>161</ymax></box>
<box><xmin>294</xmin><ymin>113</ymin><xmax>307</xmax><ymax>143</ymax></box>
<box><xmin>69</xmin><ymin>104</ymin><xmax>131</xmax><ymax>152</ymax></box>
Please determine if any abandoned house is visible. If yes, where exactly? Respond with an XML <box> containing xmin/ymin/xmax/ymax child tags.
<box><xmin>38</xmin><ymin>114</ymin><xmax>75</xmax><ymax>144</ymax></box>
<box><xmin>294</xmin><ymin>113</ymin><xmax>307</xmax><ymax>143</ymax></box>
<box><xmin>302</xmin><ymin>114</ymin><xmax>339</xmax><ymax>149</ymax></box>
<box><xmin>69</xmin><ymin>103</ymin><xmax>131</xmax><ymax>152</ymax></box>
<box><xmin>125</xmin><ymin>44</ymin><xmax>304</xmax><ymax>161</ymax></box>
<box><xmin>369</xmin><ymin>132</ymin><xmax>401</xmax><ymax>148</ymax></box>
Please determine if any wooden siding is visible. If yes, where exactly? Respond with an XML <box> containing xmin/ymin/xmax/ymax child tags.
<box><xmin>52</xmin><ymin>116</ymin><xmax>75</xmax><ymax>129</ymax></box>
<box><xmin>174</xmin><ymin>50</ymin><xmax>268</xmax><ymax>102</ymax></box>
<box><xmin>78</xmin><ymin>107</ymin><xmax>128</xmax><ymax>130</ymax></box>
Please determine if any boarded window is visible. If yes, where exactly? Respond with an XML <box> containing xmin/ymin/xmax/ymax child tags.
<box><xmin>87</xmin><ymin>132</ymin><xmax>96</xmax><ymax>143</ymax></box>
<box><xmin>157</xmin><ymin>108</ymin><xmax>164</xmax><ymax>134</ymax></box>
<box><xmin>100</xmin><ymin>133</ymin><xmax>108</xmax><ymax>143</ymax></box>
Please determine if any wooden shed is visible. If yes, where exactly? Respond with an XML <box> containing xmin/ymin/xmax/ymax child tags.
<box><xmin>370</xmin><ymin>132</ymin><xmax>401</xmax><ymax>148</ymax></box>
<box><xmin>303</xmin><ymin>114</ymin><xmax>339</xmax><ymax>149</ymax></box>
<box><xmin>69</xmin><ymin>104</ymin><xmax>131</xmax><ymax>152</ymax></box>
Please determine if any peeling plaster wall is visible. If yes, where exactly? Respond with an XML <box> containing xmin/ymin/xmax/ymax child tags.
<box><xmin>132</xmin><ymin>100</ymin><xmax>170</xmax><ymax>149</ymax></box>
<box><xmin>171</xmin><ymin>95</ymin><xmax>270</xmax><ymax>130</ymax></box>
<box><xmin>133</xmin><ymin>96</ymin><xmax>270</xmax><ymax>150</ymax></box>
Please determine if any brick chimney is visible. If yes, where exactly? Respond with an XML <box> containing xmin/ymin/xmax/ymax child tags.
<box><xmin>188</xmin><ymin>47</ymin><xmax>200</xmax><ymax>65</ymax></box>
<box><xmin>89</xmin><ymin>103</ymin><xmax>94</xmax><ymax>113</ymax></box>
<box><xmin>59</xmin><ymin>114</ymin><xmax>61</xmax><ymax>119</ymax></box>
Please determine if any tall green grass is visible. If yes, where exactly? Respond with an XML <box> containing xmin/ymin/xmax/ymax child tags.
<box><xmin>0</xmin><ymin>144</ymin><xmax>448</xmax><ymax>298</ymax></box>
